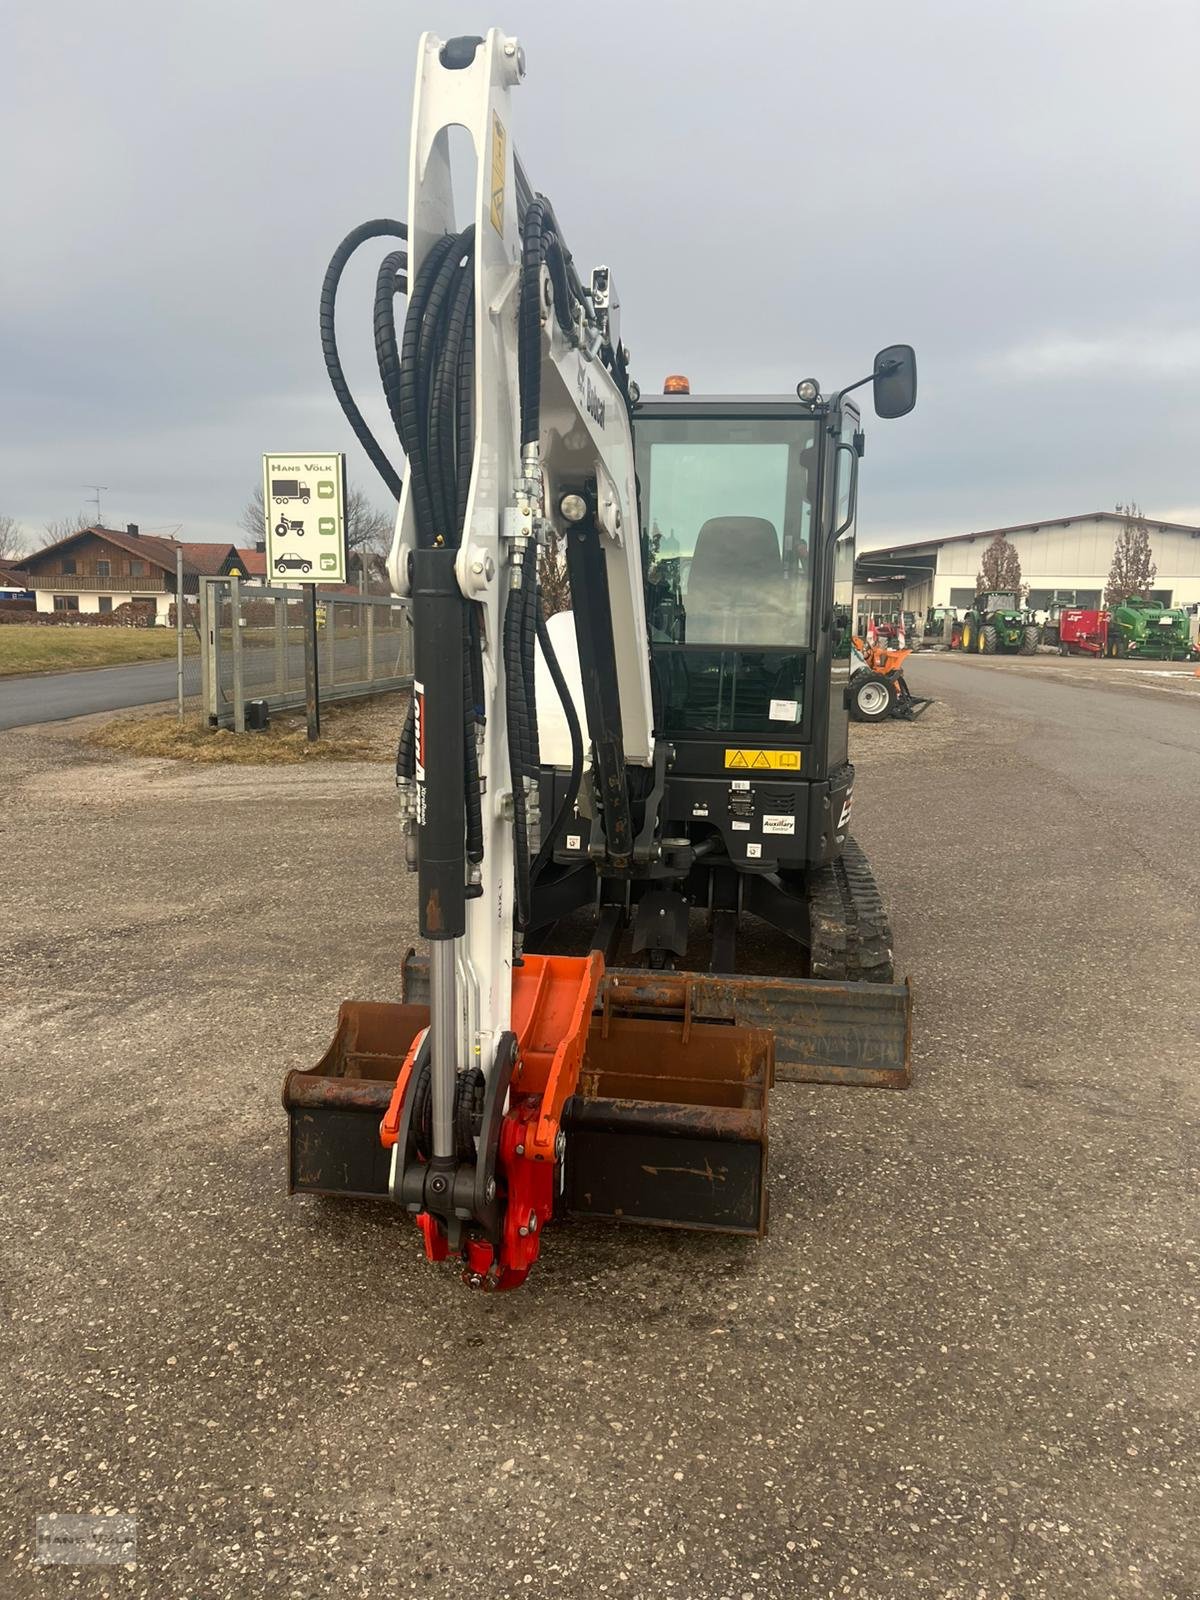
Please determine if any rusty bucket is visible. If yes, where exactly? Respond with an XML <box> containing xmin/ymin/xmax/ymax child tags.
<box><xmin>282</xmin><ymin>994</ymin><xmax>772</xmax><ymax>1236</ymax></box>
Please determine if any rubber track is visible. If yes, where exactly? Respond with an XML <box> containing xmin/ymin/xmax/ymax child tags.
<box><xmin>807</xmin><ymin>835</ymin><xmax>895</xmax><ymax>983</ymax></box>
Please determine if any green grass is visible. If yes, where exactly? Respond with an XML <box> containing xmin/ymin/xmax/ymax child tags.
<box><xmin>0</xmin><ymin>624</ymin><xmax>197</xmax><ymax>677</ymax></box>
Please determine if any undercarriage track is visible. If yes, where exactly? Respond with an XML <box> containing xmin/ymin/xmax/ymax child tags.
<box><xmin>806</xmin><ymin>835</ymin><xmax>895</xmax><ymax>984</ymax></box>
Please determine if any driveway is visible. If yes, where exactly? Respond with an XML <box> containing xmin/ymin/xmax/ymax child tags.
<box><xmin>1</xmin><ymin>655</ymin><xmax>1197</xmax><ymax>1598</ymax></box>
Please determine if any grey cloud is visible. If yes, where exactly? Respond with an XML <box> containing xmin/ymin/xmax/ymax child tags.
<box><xmin>2</xmin><ymin>0</ymin><xmax>1197</xmax><ymax>547</ymax></box>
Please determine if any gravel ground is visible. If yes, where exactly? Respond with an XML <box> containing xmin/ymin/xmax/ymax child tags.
<box><xmin>1</xmin><ymin>657</ymin><xmax>1197</xmax><ymax>1600</ymax></box>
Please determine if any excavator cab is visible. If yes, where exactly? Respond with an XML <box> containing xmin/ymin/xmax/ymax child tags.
<box><xmin>529</xmin><ymin>384</ymin><xmax>909</xmax><ymax>981</ymax></box>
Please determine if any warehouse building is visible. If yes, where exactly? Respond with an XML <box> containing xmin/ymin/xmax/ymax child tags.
<box><xmin>855</xmin><ymin>511</ymin><xmax>1200</xmax><ymax>619</ymax></box>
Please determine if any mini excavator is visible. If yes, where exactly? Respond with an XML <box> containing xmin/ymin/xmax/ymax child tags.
<box><xmin>283</xmin><ymin>29</ymin><xmax>917</xmax><ymax>1289</ymax></box>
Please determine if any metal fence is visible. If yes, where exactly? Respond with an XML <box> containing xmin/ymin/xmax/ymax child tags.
<box><xmin>200</xmin><ymin>577</ymin><xmax>412</xmax><ymax>729</ymax></box>
<box><xmin>178</xmin><ymin>598</ymin><xmax>205</xmax><ymax>714</ymax></box>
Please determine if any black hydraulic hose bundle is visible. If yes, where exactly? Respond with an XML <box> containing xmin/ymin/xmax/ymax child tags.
<box><xmin>392</xmin><ymin>226</ymin><xmax>486</xmax><ymax>879</ymax></box>
<box><xmin>320</xmin><ymin>200</ymin><xmax>590</xmax><ymax>929</ymax></box>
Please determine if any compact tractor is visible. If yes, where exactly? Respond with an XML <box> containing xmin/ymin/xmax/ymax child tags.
<box><xmin>847</xmin><ymin>636</ymin><xmax>931</xmax><ymax>721</ymax></box>
<box><xmin>958</xmin><ymin>590</ymin><xmax>1040</xmax><ymax>655</ymax></box>
<box><xmin>1104</xmin><ymin>596</ymin><xmax>1197</xmax><ymax>660</ymax></box>
<box><xmin>282</xmin><ymin>29</ymin><xmax>917</xmax><ymax>1289</ymax></box>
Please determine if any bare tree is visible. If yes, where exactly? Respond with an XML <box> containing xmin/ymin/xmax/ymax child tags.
<box><xmin>976</xmin><ymin>534</ymin><xmax>1026</xmax><ymax>600</ymax></box>
<box><xmin>40</xmin><ymin>511</ymin><xmax>94</xmax><ymax>547</ymax></box>
<box><xmin>1105</xmin><ymin>501</ymin><xmax>1157</xmax><ymax>605</ymax></box>
<box><xmin>348</xmin><ymin>548</ymin><xmax>391</xmax><ymax>592</ymax></box>
<box><xmin>237</xmin><ymin>485</ymin><xmax>268</xmax><ymax>547</ymax></box>
<box><xmin>240</xmin><ymin>484</ymin><xmax>394</xmax><ymax>553</ymax></box>
<box><xmin>0</xmin><ymin>515</ymin><xmax>27</xmax><ymax>560</ymax></box>
<box><xmin>538</xmin><ymin>527</ymin><xmax>572</xmax><ymax>617</ymax></box>
<box><xmin>344</xmin><ymin>489</ymin><xmax>395</xmax><ymax>554</ymax></box>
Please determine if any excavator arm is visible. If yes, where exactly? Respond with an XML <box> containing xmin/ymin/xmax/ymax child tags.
<box><xmin>339</xmin><ymin>29</ymin><xmax>658</xmax><ymax>1287</ymax></box>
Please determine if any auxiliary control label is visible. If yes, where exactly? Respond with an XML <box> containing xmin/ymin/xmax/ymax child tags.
<box><xmin>762</xmin><ymin>814</ymin><xmax>796</xmax><ymax>835</ymax></box>
<box><xmin>724</xmin><ymin>749</ymin><xmax>802</xmax><ymax>771</ymax></box>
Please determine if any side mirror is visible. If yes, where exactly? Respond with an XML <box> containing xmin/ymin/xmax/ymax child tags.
<box><xmin>873</xmin><ymin>344</ymin><xmax>917</xmax><ymax>419</ymax></box>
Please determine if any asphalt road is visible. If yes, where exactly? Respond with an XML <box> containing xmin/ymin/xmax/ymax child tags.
<box><xmin>1</xmin><ymin>657</ymin><xmax>1197</xmax><ymax>1599</ymax></box>
<box><xmin>0</xmin><ymin>659</ymin><xmax>182</xmax><ymax>728</ymax></box>
<box><xmin>0</xmin><ymin>631</ymin><xmax>408</xmax><ymax>730</ymax></box>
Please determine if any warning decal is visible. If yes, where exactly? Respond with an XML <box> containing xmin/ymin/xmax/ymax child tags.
<box><xmin>489</xmin><ymin>112</ymin><xmax>506</xmax><ymax>234</ymax></box>
<box><xmin>724</xmin><ymin>749</ymin><xmax>802</xmax><ymax>771</ymax></box>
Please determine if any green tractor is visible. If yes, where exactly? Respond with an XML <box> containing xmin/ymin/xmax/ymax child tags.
<box><xmin>959</xmin><ymin>590</ymin><xmax>1041</xmax><ymax>655</ymax></box>
<box><xmin>1105</xmin><ymin>595</ymin><xmax>1197</xmax><ymax>661</ymax></box>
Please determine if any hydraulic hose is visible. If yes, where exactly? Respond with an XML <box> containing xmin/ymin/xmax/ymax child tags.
<box><xmin>327</xmin><ymin>196</ymin><xmax>600</xmax><ymax>924</ymax></box>
<box><xmin>320</xmin><ymin>220</ymin><xmax>407</xmax><ymax>502</ymax></box>
<box><xmin>394</xmin><ymin>227</ymin><xmax>485</xmax><ymax>872</ymax></box>
<box><xmin>532</xmin><ymin>609</ymin><xmax>584</xmax><ymax>881</ymax></box>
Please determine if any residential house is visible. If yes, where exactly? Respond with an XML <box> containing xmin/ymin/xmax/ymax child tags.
<box><xmin>0</xmin><ymin>561</ymin><xmax>31</xmax><ymax>599</ymax></box>
<box><xmin>22</xmin><ymin>526</ymin><xmax>247</xmax><ymax>621</ymax></box>
<box><xmin>231</xmin><ymin>546</ymin><xmax>268</xmax><ymax>583</ymax></box>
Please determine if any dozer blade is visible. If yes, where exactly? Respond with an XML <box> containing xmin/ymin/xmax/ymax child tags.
<box><xmin>402</xmin><ymin>953</ymin><xmax>912</xmax><ymax>1089</ymax></box>
<box><xmin>595</xmin><ymin>969</ymin><xmax>913</xmax><ymax>1089</ymax></box>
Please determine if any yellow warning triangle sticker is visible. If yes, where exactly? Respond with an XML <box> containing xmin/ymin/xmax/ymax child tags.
<box><xmin>728</xmin><ymin>750</ymin><xmax>750</xmax><ymax>768</ymax></box>
<box><xmin>751</xmin><ymin>751</ymin><xmax>771</xmax><ymax>769</ymax></box>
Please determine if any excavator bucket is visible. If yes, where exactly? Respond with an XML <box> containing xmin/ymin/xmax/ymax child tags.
<box><xmin>281</xmin><ymin>955</ymin><xmax>910</xmax><ymax>1240</ymax></box>
<box><xmin>283</xmin><ymin>995</ymin><xmax>773</xmax><ymax>1238</ymax></box>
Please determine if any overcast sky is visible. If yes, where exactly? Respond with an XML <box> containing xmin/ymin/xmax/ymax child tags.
<box><xmin>4</xmin><ymin>0</ymin><xmax>1198</xmax><ymax>553</ymax></box>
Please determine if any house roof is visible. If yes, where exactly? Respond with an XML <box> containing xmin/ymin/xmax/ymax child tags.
<box><xmin>862</xmin><ymin>511</ymin><xmax>1200</xmax><ymax>563</ymax></box>
<box><xmin>232</xmin><ymin>547</ymin><xmax>267</xmax><ymax>578</ymax></box>
<box><xmin>24</xmin><ymin>527</ymin><xmax>245</xmax><ymax>580</ymax></box>
<box><xmin>26</xmin><ymin>525</ymin><xmax>182</xmax><ymax>574</ymax></box>
<box><xmin>0</xmin><ymin>562</ymin><xmax>30</xmax><ymax>588</ymax></box>
<box><xmin>180</xmin><ymin>542</ymin><xmax>240</xmax><ymax>576</ymax></box>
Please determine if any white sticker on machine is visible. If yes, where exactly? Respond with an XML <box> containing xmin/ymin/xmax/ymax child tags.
<box><xmin>746</xmin><ymin>842</ymin><xmax>762</xmax><ymax>859</ymax></box>
<box><xmin>762</xmin><ymin>814</ymin><xmax>796</xmax><ymax>835</ymax></box>
<box><xmin>838</xmin><ymin>790</ymin><xmax>855</xmax><ymax>829</ymax></box>
<box><xmin>730</xmin><ymin>820</ymin><xmax>751</xmax><ymax>831</ymax></box>
<box><xmin>768</xmin><ymin>698</ymin><xmax>799</xmax><ymax>722</ymax></box>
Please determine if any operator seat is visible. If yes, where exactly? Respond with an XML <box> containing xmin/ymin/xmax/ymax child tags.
<box><xmin>685</xmin><ymin>516</ymin><xmax>789</xmax><ymax>644</ymax></box>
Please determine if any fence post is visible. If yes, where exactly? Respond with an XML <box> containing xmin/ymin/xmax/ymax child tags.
<box><xmin>230</xmin><ymin>574</ymin><xmax>245</xmax><ymax>733</ymax></box>
<box><xmin>366</xmin><ymin>596</ymin><xmax>375</xmax><ymax>683</ymax></box>
<box><xmin>176</xmin><ymin>546</ymin><xmax>185</xmax><ymax>724</ymax></box>
<box><xmin>199</xmin><ymin>579</ymin><xmax>209</xmax><ymax>721</ymax></box>
<box><xmin>326</xmin><ymin>595</ymin><xmax>336</xmax><ymax>691</ymax></box>
<box><xmin>303</xmin><ymin>587</ymin><xmax>321</xmax><ymax>740</ymax></box>
<box><xmin>274</xmin><ymin>595</ymin><xmax>287</xmax><ymax>695</ymax></box>
<box><xmin>201</xmin><ymin>580</ymin><xmax>218</xmax><ymax>723</ymax></box>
